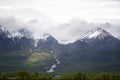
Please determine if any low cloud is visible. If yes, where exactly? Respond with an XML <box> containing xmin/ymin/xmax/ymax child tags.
<box><xmin>0</xmin><ymin>16</ymin><xmax>120</xmax><ymax>44</ymax></box>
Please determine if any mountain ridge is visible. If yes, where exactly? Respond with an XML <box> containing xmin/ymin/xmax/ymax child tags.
<box><xmin>0</xmin><ymin>25</ymin><xmax>120</xmax><ymax>72</ymax></box>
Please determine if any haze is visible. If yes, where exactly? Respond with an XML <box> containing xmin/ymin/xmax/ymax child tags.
<box><xmin>0</xmin><ymin>0</ymin><xmax>120</xmax><ymax>43</ymax></box>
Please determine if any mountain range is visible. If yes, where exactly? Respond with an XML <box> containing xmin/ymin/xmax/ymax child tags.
<box><xmin>0</xmin><ymin>25</ymin><xmax>120</xmax><ymax>73</ymax></box>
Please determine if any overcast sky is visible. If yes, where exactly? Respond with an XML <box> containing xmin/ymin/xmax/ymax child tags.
<box><xmin>0</xmin><ymin>0</ymin><xmax>120</xmax><ymax>43</ymax></box>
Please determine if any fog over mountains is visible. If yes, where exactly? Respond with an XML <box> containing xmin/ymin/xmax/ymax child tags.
<box><xmin>0</xmin><ymin>17</ymin><xmax>120</xmax><ymax>44</ymax></box>
<box><xmin>0</xmin><ymin>0</ymin><xmax>120</xmax><ymax>73</ymax></box>
<box><xmin>0</xmin><ymin>24</ymin><xmax>120</xmax><ymax>72</ymax></box>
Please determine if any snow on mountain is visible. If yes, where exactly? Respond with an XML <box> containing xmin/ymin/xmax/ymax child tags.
<box><xmin>81</xmin><ymin>27</ymin><xmax>113</xmax><ymax>40</ymax></box>
<box><xmin>0</xmin><ymin>25</ymin><xmax>5</xmax><ymax>33</ymax></box>
<box><xmin>34</xmin><ymin>39</ymin><xmax>39</xmax><ymax>47</ymax></box>
<box><xmin>41</xmin><ymin>33</ymin><xmax>51</xmax><ymax>41</ymax></box>
<box><xmin>0</xmin><ymin>25</ymin><xmax>33</xmax><ymax>39</ymax></box>
<box><xmin>11</xmin><ymin>31</ymin><xmax>24</xmax><ymax>38</ymax></box>
<box><xmin>0</xmin><ymin>25</ymin><xmax>13</xmax><ymax>38</ymax></box>
<box><xmin>0</xmin><ymin>25</ymin><xmax>57</xmax><ymax>48</ymax></box>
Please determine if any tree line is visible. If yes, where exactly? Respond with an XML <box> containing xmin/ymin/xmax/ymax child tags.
<box><xmin>0</xmin><ymin>70</ymin><xmax>120</xmax><ymax>80</ymax></box>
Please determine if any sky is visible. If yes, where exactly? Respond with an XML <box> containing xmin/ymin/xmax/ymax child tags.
<box><xmin>0</xmin><ymin>0</ymin><xmax>120</xmax><ymax>43</ymax></box>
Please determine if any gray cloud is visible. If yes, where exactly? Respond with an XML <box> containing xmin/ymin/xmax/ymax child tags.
<box><xmin>0</xmin><ymin>0</ymin><xmax>120</xmax><ymax>44</ymax></box>
<box><xmin>0</xmin><ymin>16</ymin><xmax>26</xmax><ymax>31</ymax></box>
<box><xmin>53</xmin><ymin>19</ymin><xmax>120</xmax><ymax>43</ymax></box>
<box><xmin>0</xmin><ymin>16</ymin><xmax>120</xmax><ymax>44</ymax></box>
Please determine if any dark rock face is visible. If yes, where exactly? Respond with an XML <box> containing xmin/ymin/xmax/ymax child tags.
<box><xmin>0</xmin><ymin>25</ymin><xmax>120</xmax><ymax>72</ymax></box>
<box><xmin>0</xmin><ymin>26</ymin><xmax>34</xmax><ymax>53</ymax></box>
<box><xmin>57</xmin><ymin>28</ymin><xmax>120</xmax><ymax>72</ymax></box>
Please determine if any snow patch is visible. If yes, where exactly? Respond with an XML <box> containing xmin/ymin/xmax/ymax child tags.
<box><xmin>81</xmin><ymin>27</ymin><xmax>112</xmax><ymax>40</ymax></box>
<box><xmin>88</xmin><ymin>31</ymin><xmax>101</xmax><ymax>38</ymax></box>
<box><xmin>34</xmin><ymin>39</ymin><xmax>39</xmax><ymax>47</ymax></box>
<box><xmin>41</xmin><ymin>33</ymin><xmax>50</xmax><ymax>41</ymax></box>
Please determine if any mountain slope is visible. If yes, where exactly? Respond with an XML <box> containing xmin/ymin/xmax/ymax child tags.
<box><xmin>57</xmin><ymin>27</ymin><xmax>120</xmax><ymax>72</ymax></box>
<box><xmin>0</xmin><ymin>25</ymin><xmax>120</xmax><ymax>72</ymax></box>
<box><xmin>0</xmin><ymin>26</ymin><xmax>36</xmax><ymax>72</ymax></box>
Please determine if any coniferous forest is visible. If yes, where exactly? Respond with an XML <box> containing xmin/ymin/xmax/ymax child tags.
<box><xmin>0</xmin><ymin>71</ymin><xmax>120</xmax><ymax>80</ymax></box>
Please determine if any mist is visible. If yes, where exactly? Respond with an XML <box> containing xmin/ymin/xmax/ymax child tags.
<box><xmin>0</xmin><ymin>16</ymin><xmax>119</xmax><ymax>44</ymax></box>
<box><xmin>0</xmin><ymin>0</ymin><xmax>120</xmax><ymax>43</ymax></box>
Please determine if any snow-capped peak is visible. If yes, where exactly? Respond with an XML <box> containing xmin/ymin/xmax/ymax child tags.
<box><xmin>0</xmin><ymin>25</ymin><xmax>33</xmax><ymax>42</ymax></box>
<box><xmin>11</xmin><ymin>31</ymin><xmax>24</xmax><ymax>38</ymax></box>
<box><xmin>0</xmin><ymin>25</ymin><xmax>5</xmax><ymax>32</ymax></box>
<box><xmin>0</xmin><ymin>25</ymin><xmax>13</xmax><ymax>38</ymax></box>
<box><xmin>81</xmin><ymin>27</ymin><xmax>112</xmax><ymax>40</ymax></box>
<box><xmin>41</xmin><ymin>33</ymin><xmax>51</xmax><ymax>41</ymax></box>
<box><xmin>88</xmin><ymin>31</ymin><xmax>101</xmax><ymax>38</ymax></box>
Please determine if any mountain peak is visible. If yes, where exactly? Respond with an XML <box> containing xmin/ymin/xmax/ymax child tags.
<box><xmin>81</xmin><ymin>27</ymin><xmax>113</xmax><ymax>40</ymax></box>
<box><xmin>0</xmin><ymin>25</ymin><xmax>12</xmax><ymax>38</ymax></box>
<box><xmin>42</xmin><ymin>33</ymin><xmax>51</xmax><ymax>41</ymax></box>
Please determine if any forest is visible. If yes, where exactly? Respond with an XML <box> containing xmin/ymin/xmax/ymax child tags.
<box><xmin>0</xmin><ymin>71</ymin><xmax>120</xmax><ymax>80</ymax></box>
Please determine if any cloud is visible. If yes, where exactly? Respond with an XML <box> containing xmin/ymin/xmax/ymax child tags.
<box><xmin>0</xmin><ymin>16</ymin><xmax>53</xmax><ymax>37</ymax></box>
<box><xmin>0</xmin><ymin>16</ymin><xmax>120</xmax><ymax>44</ymax></box>
<box><xmin>0</xmin><ymin>16</ymin><xmax>26</xmax><ymax>31</ymax></box>
<box><xmin>0</xmin><ymin>0</ymin><xmax>120</xmax><ymax>44</ymax></box>
<box><xmin>0</xmin><ymin>0</ymin><xmax>120</xmax><ymax>23</ymax></box>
